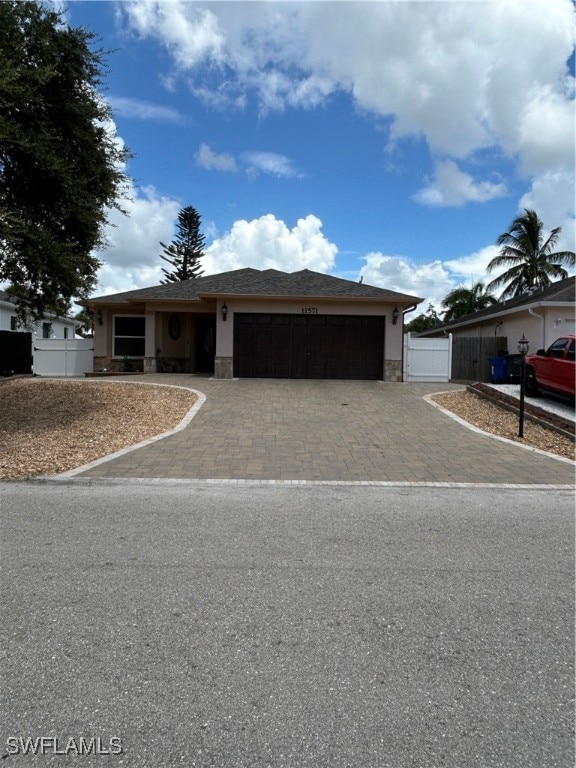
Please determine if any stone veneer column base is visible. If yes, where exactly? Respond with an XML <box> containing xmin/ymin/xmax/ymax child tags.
<box><xmin>93</xmin><ymin>356</ymin><xmax>108</xmax><ymax>372</ymax></box>
<box><xmin>213</xmin><ymin>356</ymin><xmax>233</xmax><ymax>379</ymax></box>
<box><xmin>384</xmin><ymin>359</ymin><xmax>402</xmax><ymax>382</ymax></box>
<box><xmin>143</xmin><ymin>356</ymin><xmax>157</xmax><ymax>374</ymax></box>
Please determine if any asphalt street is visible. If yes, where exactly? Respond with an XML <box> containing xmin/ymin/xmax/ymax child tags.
<box><xmin>1</xmin><ymin>481</ymin><xmax>574</xmax><ymax>767</ymax></box>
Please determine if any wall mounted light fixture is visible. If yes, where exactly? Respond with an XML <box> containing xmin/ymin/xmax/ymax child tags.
<box><xmin>97</xmin><ymin>310</ymin><xmax>103</xmax><ymax>326</ymax></box>
<box><xmin>221</xmin><ymin>303</ymin><xmax>228</xmax><ymax>321</ymax></box>
<box><xmin>392</xmin><ymin>307</ymin><xmax>400</xmax><ymax>325</ymax></box>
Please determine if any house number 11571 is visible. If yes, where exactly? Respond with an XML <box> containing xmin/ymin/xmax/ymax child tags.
<box><xmin>301</xmin><ymin>307</ymin><xmax>319</xmax><ymax>314</ymax></box>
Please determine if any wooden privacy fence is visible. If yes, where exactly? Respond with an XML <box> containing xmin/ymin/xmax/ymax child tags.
<box><xmin>451</xmin><ymin>336</ymin><xmax>508</xmax><ymax>382</ymax></box>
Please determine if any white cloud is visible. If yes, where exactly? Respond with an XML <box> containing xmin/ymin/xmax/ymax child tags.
<box><xmin>242</xmin><ymin>151</ymin><xmax>303</xmax><ymax>179</ymax></box>
<box><xmin>95</xmin><ymin>263</ymin><xmax>165</xmax><ymax>297</ymax></box>
<box><xmin>359</xmin><ymin>253</ymin><xmax>451</xmax><ymax>309</ymax></box>
<box><xmin>203</xmin><ymin>214</ymin><xmax>337</xmax><ymax>274</ymax></box>
<box><xmin>93</xmin><ymin>185</ymin><xmax>181</xmax><ymax>295</ymax></box>
<box><xmin>443</xmin><ymin>245</ymin><xmax>501</xmax><ymax>286</ymax></box>
<box><xmin>196</xmin><ymin>142</ymin><xmax>238</xmax><ymax>172</ymax></box>
<box><xmin>519</xmin><ymin>169</ymin><xmax>576</xmax><ymax>253</ymax></box>
<box><xmin>120</xmin><ymin>1</ymin><xmax>224</xmax><ymax>70</ymax></box>
<box><xmin>359</xmin><ymin>243</ymin><xmax>509</xmax><ymax>313</ymax></box>
<box><xmin>108</xmin><ymin>96</ymin><xmax>187</xmax><ymax>125</ymax></box>
<box><xmin>119</xmin><ymin>0</ymin><xmax>575</xmax><ymax>177</ymax></box>
<box><xmin>117</xmin><ymin>0</ymin><xmax>575</xmax><ymax>231</ymax></box>
<box><xmin>195</xmin><ymin>144</ymin><xmax>302</xmax><ymax>178</ymax></box>
<box><xmin>516</xmin><ymin>84</ymin><xmax>576</xmax><ymax>177</ymax></box>
<box><xmin>414</xmin><ymin>160</ymin><xmax>507</xmax><ymax>207</ymax></box>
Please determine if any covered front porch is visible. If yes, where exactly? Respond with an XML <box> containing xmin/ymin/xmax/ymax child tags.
<box><xmin>93</xmin><ymin>308</ymin><xmax>221</xmax><ymax>376</ymax></box>
<box><xmin>154</xmin><ymin>311</ymin><xmax>216</xmax><ymax>374</ymax></box>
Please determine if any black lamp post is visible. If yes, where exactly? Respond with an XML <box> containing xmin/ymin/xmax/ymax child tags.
<box><xmin>517</xmin><ymin>334</ymin><xmax>529</xmax><ymax>438</ymax></box>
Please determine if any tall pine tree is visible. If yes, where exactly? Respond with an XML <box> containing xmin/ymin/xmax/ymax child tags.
<box><xmin>160</xmin><ymin>206</ymin><xmax>205</xmax><ymax>283</ymax></box>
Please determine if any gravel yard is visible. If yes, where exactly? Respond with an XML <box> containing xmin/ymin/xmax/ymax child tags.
<box><xmin>430</xmin><ymin>389</ymin><xmax>575</xmax><ymax>462</ymax></box>
<box><xmin>0</xmin><ymin>377</ymin><xmax>573</xmax><ymax>481</ymax></box>
<box><xmin>0</xmin><ymin>378</ymin><xmax>197</xmax><ymax>480</ymax></box>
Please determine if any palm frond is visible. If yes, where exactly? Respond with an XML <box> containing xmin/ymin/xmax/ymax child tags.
<box><xmin>489</xmin><ymin>208</ymin><xmax>574</xmax><ymax>299</ymax></box>
<box><xmin>540</xmin><ymin>226</ymin><xmax>561</xmax><ymax>254</ymax></box>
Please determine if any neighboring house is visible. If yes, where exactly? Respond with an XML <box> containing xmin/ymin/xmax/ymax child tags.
<box><xmin>0</xmin><ymin>289</ymin><xmax>78</xmax><ymax>340</ymax></box>
<box><xmin>0</xmin><ymin>289</ymin><xmax>81</xmax><ymax>375</ymax></box>
<box><xmin>82</xmin><ymin>268</ymin><xmax>422</xmax><ymax>380</ymax></box>
<box><xmin>417</xmin><ymin>277</ymin><xmax>575</xmax><ymax>353</ymax></box>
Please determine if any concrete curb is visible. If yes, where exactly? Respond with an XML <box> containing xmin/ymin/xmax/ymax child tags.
<box><xmin>27</xmin><ymin>476</ymin><xmax>576</xmax><ymax>490</ymax></box>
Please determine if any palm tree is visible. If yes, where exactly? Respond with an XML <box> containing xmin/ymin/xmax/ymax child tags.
<box><xmin>486</xmin><ymin>209</ymin><xmax>575</xmax><ymax>300</ymax></box>
<box><xmin>441</xmin><ymin>282</ymin><xmax>497</xmax><ymax>323</ymax></box>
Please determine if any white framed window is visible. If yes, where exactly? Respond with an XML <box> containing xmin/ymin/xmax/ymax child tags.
<box><xmin>113</xmin><ymin>315</ymin><xmax>145</xmax><ymax>357</ymax></box>
<box><xmin>10</xmin><ymin>316</ymin><xmax>17</xmax><ymax>331</ymax></box>
<box><xmin>64</xmin><ymin>327</ymin><xmax>69</xmax><ymax>339</ymax></box>
<box><xmin>42</xmin><ymin>322</ymin><xmax>52</xmax><ymax>338</ymax></box>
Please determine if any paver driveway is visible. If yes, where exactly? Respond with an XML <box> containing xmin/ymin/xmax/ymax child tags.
<box><xmin>72</xmin><ymin>376</ymin><xmax>575</xmax><ymax>485</ymax></box>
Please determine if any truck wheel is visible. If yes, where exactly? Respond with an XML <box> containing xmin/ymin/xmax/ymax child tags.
<box><xmin>524</xmin><ymin>368</ymin><xmax>539</xmax><ymax>397</ymax></box>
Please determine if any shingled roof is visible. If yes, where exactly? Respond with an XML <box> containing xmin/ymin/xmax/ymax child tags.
<box><xmin>86</xmin><ymin>268</ymin><xmax>422</xmax><ymax>305</ymax></box>
<box><xmin>418</xmin><ymin>276</ymin><xmax>575</xmax><ymax>335</ymax></box>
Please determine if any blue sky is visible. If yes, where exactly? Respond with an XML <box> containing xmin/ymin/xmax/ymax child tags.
<box><xmin>63</xmin><ymin>0</ymin><xmax>575</xmax><ymax>313</ymax></box>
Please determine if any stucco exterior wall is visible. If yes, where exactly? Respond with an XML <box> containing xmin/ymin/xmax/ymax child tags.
<box><xmin>214</xmin><ymin>298</ymin><xmax>404</xmax><ymax>358</ymax></box>
<box><xmin>445</xmin><ymin>306</ymin><xmax>575</xmax><ymax>353</ymax></box>
<box><xmin>157</xmin><ymin>313</ymin><xmax>187</xmax><ymax>358</ymax></box>
<box><xmin>0</xmin><ymin>303</ymin><xmax>76</xmax><ymax>338</ymax></box>
<box><xmin>92</xmin><ymin>296</ymin><xmax>414</xmax><ymax>378</ymax></box>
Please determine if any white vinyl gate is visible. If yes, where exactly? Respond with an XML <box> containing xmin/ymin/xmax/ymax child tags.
<box><xmin>403</xmin><ymin>333</ymin><xmax>452</xmax><ymax>383</ymax></box>
<box><xmin>33</xmin><ymin>339</ymin><xmax>94</xmax><ymax>377</ymax></box>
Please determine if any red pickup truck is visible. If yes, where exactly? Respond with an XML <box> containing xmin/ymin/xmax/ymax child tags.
<box><xmin>524</xmin><ymin>335</ymin><xmax>575</xmax><ymax>398</ymax></box>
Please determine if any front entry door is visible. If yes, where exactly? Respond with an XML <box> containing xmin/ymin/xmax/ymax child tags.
<box><xmin>195</xmin><ymin>318</ymin><xmax>216</xmax><ymax>373</ymax></box>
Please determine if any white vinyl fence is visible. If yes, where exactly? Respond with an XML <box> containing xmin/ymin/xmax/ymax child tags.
<box><xmin>403</xmin><ymin>333</ymin><xmax>452</xmax><ymax>383</ymax></box>
<box><xmin>33</xmin><ymin>339</ymin><xmax>94</xmax><ymax>377</ymax></box>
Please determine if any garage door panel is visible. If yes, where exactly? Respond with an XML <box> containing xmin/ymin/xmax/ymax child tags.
<box><xmin>234</xmin><ymin>313</ymin><xmax>384</xmax><ymax>379</ymax></box>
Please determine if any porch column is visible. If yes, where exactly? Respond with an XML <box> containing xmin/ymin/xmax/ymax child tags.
<box><xmin>214</xmin><ymin>302</ymin><xmax>233</xmax><ymax>379</ymax></box>
<box><xmin>144</xmin><ymin>311</ymin><xmax>157</xmax><ymax>373</ymax></box>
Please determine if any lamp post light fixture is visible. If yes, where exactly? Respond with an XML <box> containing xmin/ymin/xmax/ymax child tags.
<box><xmin>221</xmin><ymin>303</ymin><xmax>228</xmax><ymax>321</ymax></box>
<box><xmin>392</xmin><ymin>307</ymin><xmax>400</xmax><ymax>326</ymax></box>
<box><xmin>96</xmin><ymin>310</ymin><xmax>103</xmax><ymax>326</ymax></box>
<box><xmin>517</xmin><ymin>334</ymin><xmax>529</xmax><ymax>438</ymax></box>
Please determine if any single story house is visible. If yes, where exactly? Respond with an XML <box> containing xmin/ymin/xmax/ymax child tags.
<box><xmin>82</xmin><ymin>267</ymin><xmax>422</xmax><ymax>380</ymax></box>
<box><xmin>417</xmin><ymin>276</ymin><xmax>575</xmax><ymax>354</ymax></box>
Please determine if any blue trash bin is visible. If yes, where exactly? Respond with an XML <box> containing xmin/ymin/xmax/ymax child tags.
<box><xmin>489</xmin><ymin>355</ymin><xmax>508</xmax><ymax>383</ymax></box>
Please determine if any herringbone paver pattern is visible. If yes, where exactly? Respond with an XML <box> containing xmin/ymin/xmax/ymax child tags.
<box><xmin>73</xmin><ymin>376</ymin><xmax>575</xmax><ymax>485</ymax></box>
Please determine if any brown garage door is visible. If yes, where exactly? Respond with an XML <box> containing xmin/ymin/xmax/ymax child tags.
<box><xmin>233</xmin><ymin>313</ymin><xmax>384</xmax><ymax>379</ymax></box>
